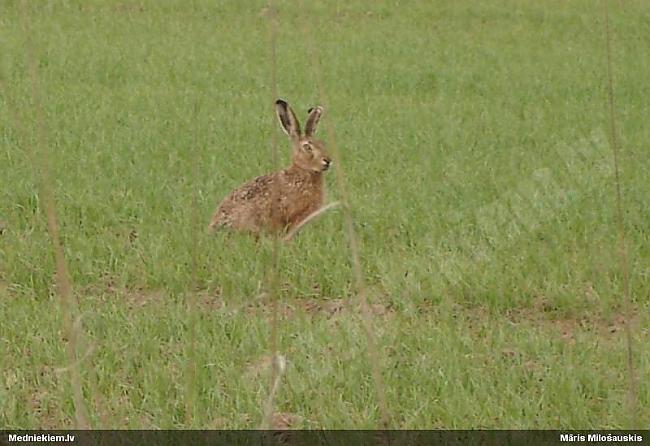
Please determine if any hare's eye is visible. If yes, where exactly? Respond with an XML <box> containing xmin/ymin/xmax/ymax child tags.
<box><xmin>302</xmin><ymin>143</ymin><xmax>312</xmax><ymax>152</ymax></box>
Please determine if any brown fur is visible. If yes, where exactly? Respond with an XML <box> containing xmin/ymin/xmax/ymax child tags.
<box><xmin>209</xmin><ymin>100</ymin><xmax>331</xmax><ymax>234</ymax></box>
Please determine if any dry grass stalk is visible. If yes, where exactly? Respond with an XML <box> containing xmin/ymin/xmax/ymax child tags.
<box><xmin>297</xmin><ymin>0</ymin><xmax>392</xmax><ymax>429</ymax></box>
<box><xmin>602</xmin><ymin>0</ymin><xmax>638</xmax><ymax>428</ymax></box>
<box><xmin>283</xmin><ymin>201</ymin><xmax>340</xmax><ymax>241</ymax></box>
<box><xmin>262</xmin><ymin>0</ymin><xmax>284</xmax><ymax>431</ymax></box>
<box><xmin>17</xmin><ymin>0</ymin><xmax>91</xmax><ymax>429</ymax></box>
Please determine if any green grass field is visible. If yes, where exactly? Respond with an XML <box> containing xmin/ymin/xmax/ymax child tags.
<box><xmin>1</xmin><ymin>0</ymin><xmax>649</xmax><ymax>429</ymax></box>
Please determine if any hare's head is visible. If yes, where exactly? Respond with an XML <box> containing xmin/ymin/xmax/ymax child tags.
<box><xmin>275</xmin><ymin>99</ymin><xmax>331</xmax><ymax>173</ymax></box>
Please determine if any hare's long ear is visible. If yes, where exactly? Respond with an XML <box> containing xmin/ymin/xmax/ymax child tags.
<box><xmin>275</xmin><ymin>99</ymin><xmax>301</xmax><ymax>138</ymax></box>
<box><xmin>304</xmin><ymin>106</ymin><xmax>323</xmax><ymax>137</ymax></box>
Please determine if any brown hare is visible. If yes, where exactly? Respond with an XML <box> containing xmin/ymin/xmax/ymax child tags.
<box><xmin>209</xmin><ymin>99</ymin><xmax>332</xmax><ymax>235</ymax></box>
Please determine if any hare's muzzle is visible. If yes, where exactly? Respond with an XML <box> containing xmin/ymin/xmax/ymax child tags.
<box><xmin>321</xmin><ymin>157</ymin><xmax>332</xmax><ymax>171</ymax></box>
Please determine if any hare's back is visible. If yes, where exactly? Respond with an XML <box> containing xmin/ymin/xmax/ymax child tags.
<box><xmin>230</xmin><ymin>173</ymin><xmax>277</xmax><ymax>202</ymax></box>
<box><xmin>209</xmin><ymin>173</ymin><xmax>278</xmax><ymax>232</ymax></box>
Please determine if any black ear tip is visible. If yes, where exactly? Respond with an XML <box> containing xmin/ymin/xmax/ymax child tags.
<box><xmin>276</xmin><ymin>99</ymin><xmax>288</xmax><ymax>107</ymax></box>
<box><xmin>307</xmin><ymin>107</ymin><xmax>315</xmax><ymax>114</ymax></box>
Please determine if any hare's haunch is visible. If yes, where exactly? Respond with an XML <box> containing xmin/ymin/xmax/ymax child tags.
<box><xmin>209</xmin><ymin>99</ymin><xmax>331</xmax><ymax>234</ymax></box>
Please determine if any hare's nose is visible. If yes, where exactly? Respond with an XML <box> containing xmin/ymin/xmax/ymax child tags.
<box><xmin>323</xmin><ymin>158</ymin><xmax>331</xmax><ymax>166</ymax></box>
